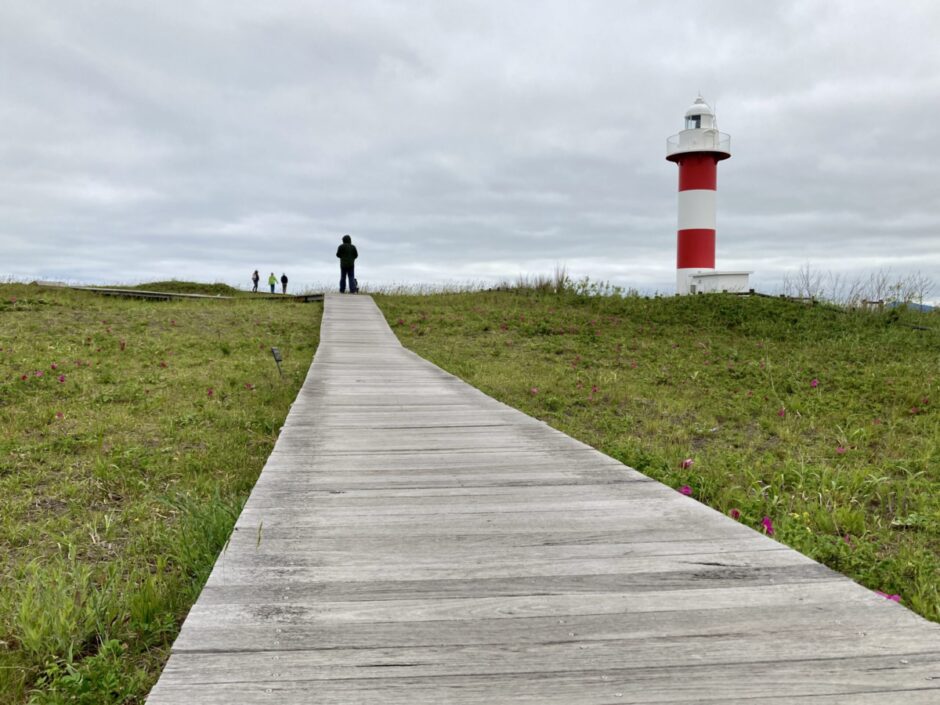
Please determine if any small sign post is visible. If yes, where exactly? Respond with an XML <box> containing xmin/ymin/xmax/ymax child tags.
<box><xmin>270</xmin><ymin>347</ymin><xmax>284</xmax><ymax>378</ymax></box>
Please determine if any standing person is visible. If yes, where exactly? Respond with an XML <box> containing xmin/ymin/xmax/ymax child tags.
<box><xmin>280</xmin><ymin>273</ymin><xmax>288</xmax><ymax>294</ymax></box>
<box><xmin>251</xmin><ymin>270</ymin><xmax>260</xmax><ymax>292</ymax></box>
<box><xmin>336</xmin><ymin>234</ymin><xmax>358</xmax><ymax>293</ymax></box>
<box><xmin>268</xmin><ymin>272</ymin><xmax>276</xmax><ymax>293</ymax></box>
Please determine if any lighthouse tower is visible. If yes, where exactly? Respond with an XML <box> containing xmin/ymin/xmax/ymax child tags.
<box><xmin>666</xmin><ymin>97</ymin><xmax>734</xmax><ymax>295</ymax></box>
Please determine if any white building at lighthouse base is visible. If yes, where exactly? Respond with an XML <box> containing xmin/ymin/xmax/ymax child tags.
<box><xmin>680</xmin><ymin>269</ymin><xmax>752</xmax><ymax>295</ymax></box>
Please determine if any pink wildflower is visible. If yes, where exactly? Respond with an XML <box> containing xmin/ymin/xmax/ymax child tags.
<box><xmin>679</xmin><ymin>485</ymin><xmax>692</xmax><ymax>496</ymax></box>
<box><xmin>761</xmin><ymin>516</ymin><xmax>775</xmax><ymax>536</ymax></box>
<box><xmin>57</xmin><ymin>375</ymin><xmax>66</xmax><ymax>383</ymax></box>
<box><xmin>810</xmin><ymin>378</ymin><xmax>819</xmax><ymax>388</ymax></box>
<box><xmin>529</xmin><ymin>387</ymin><xmax>539</xmax><ymax>395</ymax></box>
<box><xmin>591</xmin><ymin>385</ymin><xmax>598</xmax><ymax>394</ymax></box>
<box><xmin>680</xmin><ymin>458</ymin><xmax>694</xmax><ymax>469</ymax></box>
<box><xmin>396</xmin><ymin>318</ymin><xmax>404</xmax><ymax>325</ymax></box>
<box><xmin>244</xmin><ymin>383</ymin><xmax>255</xmax><ymax>390</ymax></box>
<box><xmin>34</xmin><ymin>370</ymin><xmax>43</xmax><ymax>378</ymax></box>
<box><xmin>910</xmin><ymin>406</ymin><xmax>921</xmax><ymax>415</ymax></box>
<box><xmin>207</xmin><ymin>388</ymin><xmax>214</xmax><ymax>398</ymax></box>
<box><xmin>55</xmin><ymin>412</ymin><xmax>63</xmax><ymax>419</ymax></box>
<box><xmin>729</xmin><ymin>508</ymin><xmax>741</xmax><ymax>520</ymax></box>
<box><xmin>50</xmin><ymin>363</ymin><xmax>58</xmax><ymax>370</ymax></box>
<box><xmin>875</xmin><ymin>591</ymin><xmax>901</xmax><ymax>602</ymax></box>
<box><xmin>777</xmin><ymin>407</ymin><xmax>786</xmax><ymax>418</ymax></box>
<box><xmin>20</xmin><ymin>374</ymin><xmax>28</xmax><ymax>381</ymax></box>
<box><xmin>836</xmin><ymin>446</ymin><xmax>846</xmax><ymax>454</ymax></box>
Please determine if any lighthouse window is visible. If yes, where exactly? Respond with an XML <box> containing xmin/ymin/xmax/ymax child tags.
<box><xmin>686</xmin><ymin>115</ymin><xmax>701</xmax><ymax>129</ymax></box>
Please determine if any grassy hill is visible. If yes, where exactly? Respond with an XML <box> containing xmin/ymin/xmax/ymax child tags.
<box><xmin>0</xmin><ymin>283</ymin><xmax>321</xmax><ymax>704</ymax></box>
<box><xmin>3</xmin><ymin>281</ymin><xmax>938</xmax><ymax>703</ymax></box>
<box><xmin>127</xmin><ymin>280</ymin><xmax>244</xmax><ymax>296</ymax></box>
<box><xmin>377</xmin><ymin>289</ymin><xmax>940</xmax><ymax>620</ymax></box>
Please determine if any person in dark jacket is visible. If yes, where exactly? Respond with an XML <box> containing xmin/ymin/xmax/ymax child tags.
<box><xmin>280</xmin><ymin>273</ymin><xmax>288</xmax><ymax>294</ymax></box>
<box><xmin>336</xmin><ymin>234</ymin><xmax>358</xmax><ymax>293</ymax></box>
<box><xmin>251</xmin><ymin>270</ymin><xmax>260</xmax><ymax>292</ymax></box>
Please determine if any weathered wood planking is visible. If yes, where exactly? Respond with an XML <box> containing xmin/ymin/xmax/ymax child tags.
<box><xmin>147</xmin><ymin>293</ymin><xmax>940</xmax><ymax>704</ymax></box>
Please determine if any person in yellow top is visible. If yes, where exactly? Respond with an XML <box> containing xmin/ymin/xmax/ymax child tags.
<box><xmin>268</xmin><ymin>272</ymin><xmax>276</xmax><ymax>293</ymax></box>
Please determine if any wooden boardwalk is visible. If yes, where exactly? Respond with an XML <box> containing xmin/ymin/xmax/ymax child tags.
<box><xmin>148</xmin><ymin>294</ymin><xmax>940</xmax><ymax>704</ymax></box>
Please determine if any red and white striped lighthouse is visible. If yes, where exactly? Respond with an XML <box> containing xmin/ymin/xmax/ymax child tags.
<box><xmin>666</xmin><ymin>96</ymin><xmax>731</xmax><ymax>294</ymax></box>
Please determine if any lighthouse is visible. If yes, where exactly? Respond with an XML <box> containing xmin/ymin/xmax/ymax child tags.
<box><xmin>667</xmin><ymin>97</ymin><xmax>747</xmax><ymax>295</ymax></box>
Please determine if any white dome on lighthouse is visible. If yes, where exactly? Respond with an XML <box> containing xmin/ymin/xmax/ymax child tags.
<box><xmin>685</xmin><ymin>96</ymin><xmax>714</xmax><ymax>118</ymax></box>
<box><xmin>684</xmin><ymin>96</ymin><xmax>716</xmax><ymax>129</ymax></box>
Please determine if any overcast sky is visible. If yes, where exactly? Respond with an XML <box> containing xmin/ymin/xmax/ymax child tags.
<box><xmin>2</xmin><ymin>1</ymin><xmax>939</xmax><ymax>295</ymax></box>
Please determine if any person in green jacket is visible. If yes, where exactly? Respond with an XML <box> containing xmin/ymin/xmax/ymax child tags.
<box><xmin>336</xmin><ymin>234</ymin><xmax>358</xmax><ymax>293</ymax></box>
<box><xmin>268</xmin><ymin>272</ymin><xmax>276</xmax><ymax>293</ymax></box>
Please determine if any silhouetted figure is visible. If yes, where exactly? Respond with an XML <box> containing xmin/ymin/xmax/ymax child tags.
<box><xmin>251</xmin><ymin>270</ymin><xmax>260</xmax><ymax>292</ymax></box>
<box><xmin>268</xmin><ymin>272</ymin><xmax>276</xmax><ymax>293</ymax></box>
<box><xmin>336</xmin><ymin>234</ymin><xmax>358</xmax><ymax>293</ymax></box>
<box><xmin>281</xmin><ymin>273</ymin><xmax>288</xmax><ymax>294</ymax></box>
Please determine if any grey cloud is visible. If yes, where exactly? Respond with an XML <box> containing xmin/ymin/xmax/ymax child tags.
<box><xmin>1</xmin><ymin>0</ymin><xmax>939</xmax><ymax>297</ymax></box>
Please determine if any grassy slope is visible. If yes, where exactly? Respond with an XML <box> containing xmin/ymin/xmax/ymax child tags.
<box><xmin>377</xmin><ymin>290</ymin><xmax>940</xmax><ymax>620</ymax></box>
<box><xmin>0</xmin><ymin>284</ymin><xmax>321</xmax><ymax>704</ymax></box>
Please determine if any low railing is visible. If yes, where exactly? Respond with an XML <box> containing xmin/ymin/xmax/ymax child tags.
<box><xmin>667</xmin><ymin>129</ymin><xmax>731</xmax><ymax>157</ymax></box>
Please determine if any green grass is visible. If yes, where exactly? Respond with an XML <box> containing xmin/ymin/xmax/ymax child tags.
<box><xmin>0</xmin><ymin>283</ymin><xmax>321</xmax><ymax>704</ymax></box>
<box><xmin>124</xmin><ymin>281</ymin><xmax>244</xmax><ymax>296</ymax></box>
<box><xmin>377</xmin><ymin>289</ymin><xmax>940</xmax><ymax>620</ymax></box>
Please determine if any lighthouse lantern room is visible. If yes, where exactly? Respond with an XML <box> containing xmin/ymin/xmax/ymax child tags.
<box><xmin>666</xmin><ymin>97</ymin><xmax>749</xmax><ymax>295</ymax></box>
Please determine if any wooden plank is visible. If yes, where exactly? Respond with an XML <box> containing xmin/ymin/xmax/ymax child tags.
<box><xmin>146</xmin><ymin>293</ymin><xmax>940</xmax><ymax>704</ymax></box>
<box><xmin>148</xmin><ymin>653</ymin><xmax>940</xmax><ymax>704</ymax></box>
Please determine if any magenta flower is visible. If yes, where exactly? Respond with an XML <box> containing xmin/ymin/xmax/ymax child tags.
<box><xmin>729</xmin><ymin>508</ymin><xmax>741</xmax><ymax>520</ymax></box>
<box><xmin>244</xmin><ymin>383</ymin><xmax>255</xmax><ymax>390</ymax></box>
<box><xmin>57</xmin><ymin>375</ymin><xmax>66</xmax><ymax>383</ymax></box>
<box><xmin>207</xmin><ymin>388</ymin><xmax>214</xmax><ymax>398</ymax></box>
<box><xmin>396</xmin><ymin>318</ymin><xmax>404</xmax><ymax>325</ymax></box>
<box><xmin>680</xmin><ymin>458</ymin><xmax>694</xmax><ymax>469</ymax></box>
<box><xmin>34</xmin><ymin>370</ymin><xmax>44</xmax><ymax>378</ymax></box>
<box><xmin>810</xmin><ymin>378</ymin><xmax>819</xmax><ymax>388</ymax></box>
<box><xmin>777</xmin><ymin>407</ymin><xmax>786</xmax><ymax>418</ymax></box>
<box><xmin>836</xmin><ymin>445</ymin><xmax>846</xmax><ymax>454</ymax></box>
<box><xmin>20</xmin><ymin>374</ymin><xmax>28</xmax><ymax>381</ymax></box>
<box><xmin>761</xmin><ymin>516</ymin><xmax>775</xmax><ymax>536</ymax></box>
<box><xmin>529</xmin><ymin>387</ymin><xmax>539</xmax><ymax>395</ymax></box>
<box><xmin>875</xmin><ymin>591</ymin><xmax>901</xmax><ymax>602</ymax></box>
<box><xmin>679</xmin><ymin>485</ymin><xmax>692</xmax><ymax>496</ymax></box>
<box><xmin>591</xmin><ymin>385</ymin><xmax>598</xmax><ymax>394</ymax></box>
<box><xmin>55</xmin><ymin>412</ymin><xmax>63</xmax><ymax>419</ymax></box>
<box><xmin>50</xmin><ymin>363</ymin><xmax>58</xmax><ymax>370</ymax></box>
